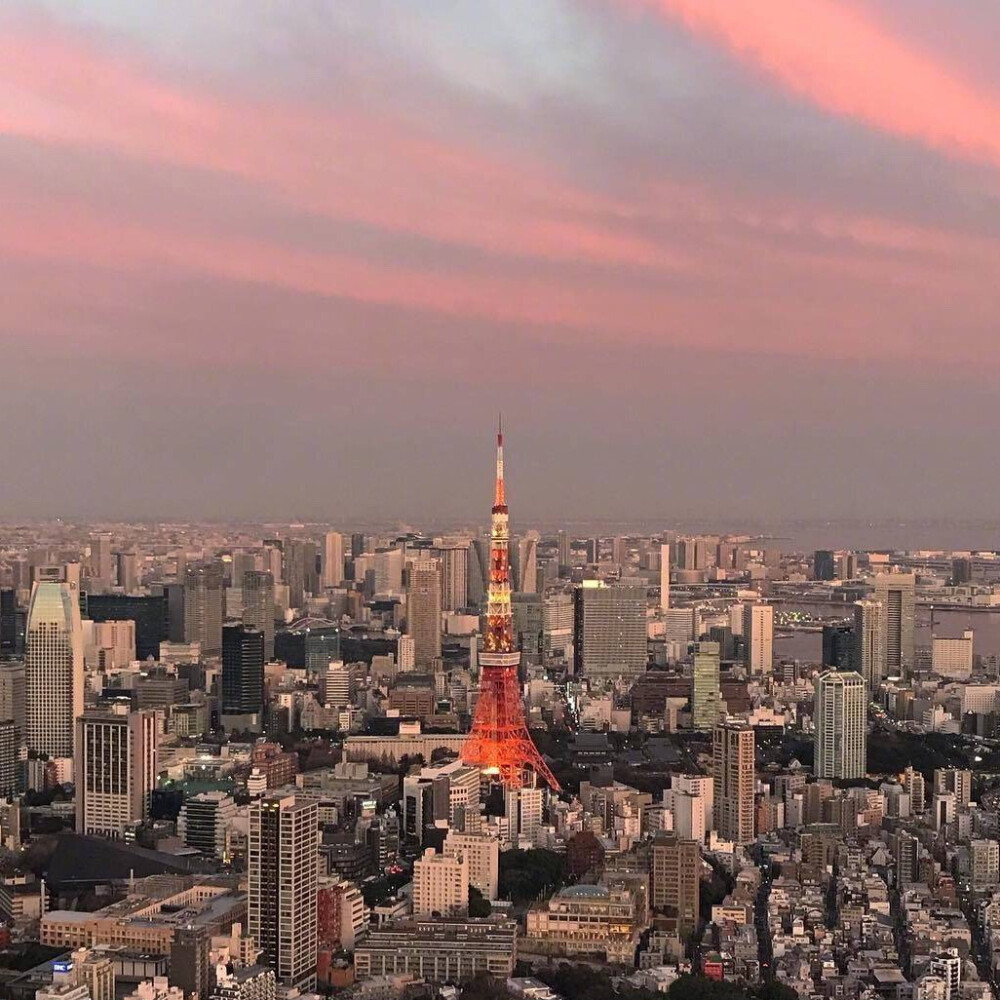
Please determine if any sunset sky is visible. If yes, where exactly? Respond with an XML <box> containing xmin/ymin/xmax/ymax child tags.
<box><xmin>3</xmin><ymin>1</ymin><xmax>1000</xmax><ymax>523</ymax></box>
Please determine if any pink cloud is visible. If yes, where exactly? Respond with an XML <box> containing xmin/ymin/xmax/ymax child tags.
<box><xmin>636</xmin><ymin>0</ymin><xmax>1000</xmax><ymax>168</ymax></box>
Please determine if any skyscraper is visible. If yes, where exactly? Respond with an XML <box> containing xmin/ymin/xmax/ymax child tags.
<box><xmin>691</xmin><ymin>641</ymin><xmax>722</xmax><ymax>730</ymax></box>
<box><xmin>242</xmin><ymin>570</ymin><xmax>275</xmax><ymax>661</ymax></box>
<box><xmin>873</xmin><ymin>573</ymin><xmax>916</xmax><ymax>676</ymax></box>
<box><xmin>84</xmin><ymin>593</ymin><xmax>167</xmax><ymax>661</ymax></box>
<box><xmin>814</xmin><ymin>670</ymin><xmax>867</xmax><ymax>780</ymax></box>
<box><xmin>517</xmin><ymin>537</ymin><xmax>538</xmax><ymax>594</ymax></box>
<box><xmin>852</xmin><ymin>599</ymin><xmax>885</xmax><ymax>689</ymax></box>
<box><xmin>116</xmin><ymin>551</ymin><xmax>139</xmax><ymax>592</ymax></box>
<box><xmin>557</xmin><ymin>530</ymin><xmax>571</xmax><ymax>570</ymax></box>
<box><xmin>434</xmin><ymin>546</ymin><xmax>469</xmax><ymax>612</ymax></box>
<box><xmin>89</xmin><ymin>532</ymin><xmax>114</xmax><ymax>591</ymax></box>
<box><xmin>222</xmin><ymin>624</ymin><xmax>265</xmax><ymax>720</ymax></box>
<box><xmin>75</xmin><ymin>709</ymin><xmax>157</xmax><ymax>837</ymax></box>
<box><xmin>285</xmin><ymin>540</ymin><xmax>319</xmax><ymax>609</ymax></box>
<box><xmin>183</xmin><ymin>564</ymin><xmax>223</xmax><ymax>654</ymax></box>
<box><xmin>466</xmin><ymin>538</ymin><xmax>489</xmax><ymax>608</ymax></box>
<box><xmin>573</xmin><ymin>582</ymin><xmax>647</xmax><ymax>681</ymax></box>
<box><xmin>248</xmin><ymin>795</ymin><xmax>319</xmax><ymax>989</ymax></box>
<box><xmin>321</xmin><ymin>532</ymin><xmax>344</xmax><ymax>589</ymax></box>
<box><xmin>407</xmin><ymin>560</ymin><xmax>442</xmax><ymax>669</ymax></box>
<box><xmin>0</xmin><ymin>662</ymin><xmax>26</xmax><ymax>745</ymax></box>
<box><xmin>742</xmin><ymin>603</ymin><xmax>773</xmax><ymax>674</ymax></box>
<box><xmin>170</xmin><ymin>925</ymin><xmax>212</xmax><ymax>1000</ymax></box>
<box><xmin>25</xmin><ymin>580</ymin><xmax>84</xmax><ymax>762</ymax></box>
<box><xmin>713</xmin><ymin>720</ymin><xmax>755</xmax><ymax>844</ymax></box>
<box><xmin>814</xmin><ymin>550</ymin><xmax>835</xmax><ymax>581</ymax></box>
<box><xmin>821</xmin><ymin>623</ymin><xmax>854</xmax><ymax>669</ymax></box>
<box><xmin>659</xmin><ymin>543</ymin><xmax>670</xmax><ymax>611</ymax></box>
<box><xmin>649</xmin><ymin>832</ymin><xmax>700</xmax><ymax>937</ymax></box>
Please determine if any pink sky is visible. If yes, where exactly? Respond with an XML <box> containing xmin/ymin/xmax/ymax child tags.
<box><xmin>2</xmin><ymin>1</ymin><xmax>1000</xmax><ymax>521</ymax></box>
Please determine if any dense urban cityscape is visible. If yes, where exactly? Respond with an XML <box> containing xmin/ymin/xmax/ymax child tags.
<box><xmin>0</xmin><ymin>428</ymin><xmax>998</xmax><ymax>1000</ymax></box>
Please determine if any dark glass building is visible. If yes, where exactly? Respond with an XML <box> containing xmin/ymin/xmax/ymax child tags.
<box><xmin>83</xmin><ymin>593</ymin><xmax>167</xmax><ymax>661</ymax></box>
<box><xmin>222</xmin><ymin>624</ymin><xmax>264</xmax><ymax>717</ymax></box>
<box><xmin>822</xmin><ymin>623</ymin><xmax>855</xmax><ymax>669</ymax></box>
<box><xmin>814</xmin><ymin>550</ymin><xmax>836</xmax><ymax>582</ymax></box>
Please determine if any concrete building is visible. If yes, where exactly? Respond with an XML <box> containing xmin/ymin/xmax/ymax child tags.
<box><xmin>814</xmin><ymin>670</ymin><xmax>867</xmax><ymax>780</ymax></box>
<box><xmin>659</xmin><ymin>543</ymin><xmax>670</xmax><ymax>611</ymax></box>
<box><xmin>75</xmin><ymin>709</ymin><xmax>158</xmax><ymax>838</ymax></box>
<box><xmin>649</xmin><ymin>832</ymin><xmax>700</xmax><ymax>936</ymax></box>
<box><xmin>183</xmin><ymin>565</ymin><xmax>223</xmax><ymax>655</ymax></box>
<box><xmin>852</xmin><ymin>600</ymin><xmax>885</xmax><ymax>690</ymax></box>
<box><xmin>322</xmin><ymin>532</ymin><xmax>344</xmax><ymax>590</ymax></box>
<box><xmin>873</xmin><ymin>573</ymin><xmax>916</xmax><ymax>676</ymax></box>
<box><xmin>444</xmin><ymin>831</ymin><xmax>500</xmax><ymax>900</ymax></box>
<box><xmin>970</xmin><ymin>839</ymin><xmax>999</xmax><ymax>890</ymax></box>
<box><xmin>691</xmin><ymin>641</ymin><xmax>721</xmax><ymax>730</ymax></box>
<box><xmin>524</xmin><ymin>885</ymin><xmax>640</xmax><ymax>963</ymax></box>
<box><xmin>932</xmin><ymin>631</ymin><xmax>974</xmax><ymax>680</ymax></box>
<box><xmin>713</xmin><ymin>721</ymin><xmax>755</xmax><ymax>844</ymax></box>
<box><xmin>742</xmin><ymin>603</ymin><xmax>773</xmax><ymax>675</ymax></box>
<box><xmin>248</xmin><ymin>795</ymin><xmax>319</xmax><ymax>989</ymax></box>
<box><xmin>413</xmin><ymin>847</ymin><xmax>468</xmax><ymax>918</ymax></box>
<box><xmin>242</xmin><ymin>571</ymin><xmax>275</xmax><ymax>661</ymax></box>
<box><xmin>407</xmin><ymin>561</ymin><xmax>442</xmax><ymax>670</ymax></box>
<box><xmin>177</xmin><ymin>791</ymin><xmax>236</xmax><ymax>858</ymax></box>
<box><xmin>25</xmin><ymin>580</ymin><xmax>84</xmax><ymax>764</ymax></box>
<box><xmin>573</xmin><ymin>582</ymin><xmax>647</xmax><ymax>681</ymax></box>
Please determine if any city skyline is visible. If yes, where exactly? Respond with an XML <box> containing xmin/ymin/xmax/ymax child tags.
<box><xmin>3</xmin><ymin>3</ymin><xmax>1000</xmax><ymax>520</ymax></box>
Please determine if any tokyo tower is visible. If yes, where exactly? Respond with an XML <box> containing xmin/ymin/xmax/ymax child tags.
<box><xmin>462</xmin><ymin>422</ymin><xmax>560</xmax><ymax>791</ymax></box>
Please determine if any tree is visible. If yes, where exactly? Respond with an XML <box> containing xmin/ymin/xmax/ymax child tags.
<box><xmin>459</xmin><ymin>971</ymin><xmax>511</xmax><ymax>1000</ymax></box>
<box><xmin>468</xmin><ymin>886</ymin><xmax>492</xmax><ymax>918</ymax></box>
<box><xmin>498</xmin><ymin>849</ymin><xmax>565</xmax><ymax>903</ymax></box>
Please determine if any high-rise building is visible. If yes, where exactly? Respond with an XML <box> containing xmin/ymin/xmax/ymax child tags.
<box><xmin>952</xmin><ymin>557</ymin><xmax>973</xmax><ymax>585</ymax></box>
<box><xmin>116</xmin><ymin>552</ymin><xmax>139</xmax><ymax>593</ymax></box>
<box><xmin>177</xmin><ymin>790</ymin><xmax>236</xmax><ymax>858</ymax></box>
<box><xmin>75</xmin><ymin>709</ymin><xmax>157</xmax><ymax>837</ymax></box>
<box><xmin>0</xmin><ymin>721</ymin><xmax>15</xmax><ymax>797</ymax></box>
<box><xmin>814</xmin><ymin>670</ymin><xmax>867</xmax><ymax>780</ymax></box>
<box><xmin>242</xmin><ymin>571</ymin><xmax>275</xmax><ymax>661</ymax></box>
<box><xmin>89</xmin><ymin>532</ymin><xmax>114</xmax><ymax>591</ymax></box>
<box><xmin>84</xmin><ymin>593</ymin><xmax>167</xmax><ymax>662</ymax></box>
<box><xmin>466</xmin><ymin>539</ymin><xmax>489</xmax><ymax>608</ymax></box>
<box><xmin>350</xmin><ymin>534</ymin><xmax>366</xmax><ymax>559</ymax></box>
<box><xmin>248</xmin><ymin>795</ymin><xmax>319</xmax><ymax>989</ymax></box>
<box><xmin>931</xmin><ymin>631</ymin><xmax>974</xmax><ymax>680</ymax></box>
<box><xmin>852</xmin><ymin>600</ymin><xmax>885</xmax><ymax>690</ymax></box>
<box><xmin>443</xmin><ymin>831</ymin><xmax>499</xmax><ymax>900</ymax></box>
<box><xmin>517</xmin><ymin>537</ymin><xmax>538</xmax><ymax>594</ymax></box>
<box><xmin>0</xmin><ymin>589</ymin><xmax>21</xmax><ymax>656</ymax></box>
<box><xmin>222</xmin><ymin>624</ymin><xmax>265</xmax><ymax>720</ymax></box>
<box><xmin>971</xmin><ymin>839</ymin><xmax>999</xmax><ymax>890</ymax></box>
<box><xmin>407</xmin><ymin>560</ymin><xmax>442</xmax><ymax>669</ymax></box>
<box><xmin>659</xmin><ymin>543</ymin><xmax>670</xmax><ymax>611</ymax></box>
<box><xmin>557</xmin><ymin>530</ymin><xmax>571</xmax><ymax>570</ymax></box>
<box><xmin>934</xmin><ymin>768</ymin><xmax>972</xmax><ymax>808</ymax></box>
<box><xmin>822</xmin><ymin>624</ymin><xmax>854</xmax><ymax>669</ymax></box>
<box><xmin>543</xmin><ymin>593</ymin><xmax>574</xmax><ymax>660</ymax></box>
<box><xmin>691</xmin><ymin>641</ymin><xmax>721</xmax><ymax>730</ymax></box>
<box><xmin>170</xmin><ymin>925</ymin><xmax>211</xmax><ymax>1000</ymax></box>
<box><xmin>321</xmin><ymin>532</ymin><xmax>344</xmax><ymax>590</ymax></box>
<box><xmin>814</xmin><ymin>550</ymin><xmax>836</xmax><ymax>581</ymax></box>
<box><xmin>25</xmin><ymin>580</ymin><xmax>84</xmax><ymax>762</ymax></box>
<box><xmin>612</xmin><ymin>536</ymin><xmax>626</xmax><ymax>568</ymax></box>
<box><xmin>183</xmin><ymin>565</ymin><xmax>223</xmax><ymax>655</ymax></box>
<box><xmin>573</xmin><ymin>582</ymin><xmax>647</xmax><ymax>681</ymax></box>
<box><xmin>512</xmin><ymin>593</ymin><xmax>543</xmax><ymax>663</ymax></box>
<box><xmin>649</xmin><ymin>832</ymin><xmax>700</xmax><ymax>937</ymax></box>
<box><xmin>434</xmin><ymin>547</ymin><xmax>469</xmax><ymax>612</ymax></box>
<box><xmin>413</xmin><ymin>846</ymin><xmax>468</xmax><ymax>918</ymax></box>
<box><xmin>742</xmin><ymin>603</ymin><xmax>773</xmax><ymax>674</ymax></box>
<box><xmin>0</xmin><ymin>662</ymin><xmax>25</xmax><ymax>745</ymax></box>
<box><xmin>285</xmin><ymin>540</ymin><xmax>319</xmax><ymax>609</ymax></box>
<box><xmin>873</xmin><ymin>573</ymin><xmax>916</xmax><ymax>676</ymax></box>
<box><xmin>713</xmin><ymin>721</ymin><xmax>754</xmax><ymax>844</ymax></box>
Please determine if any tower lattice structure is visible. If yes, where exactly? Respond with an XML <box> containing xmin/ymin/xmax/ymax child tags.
<box><xmin>462</xmin><ymin>425</ymin><xmax>560</xmax><ymax>791</ymax></box>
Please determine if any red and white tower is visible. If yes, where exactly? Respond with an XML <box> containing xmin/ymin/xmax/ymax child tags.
<box><xmin>462</xmin><ymin>422</ymin><xmax>560</xmax><ymax>791</ymax></box>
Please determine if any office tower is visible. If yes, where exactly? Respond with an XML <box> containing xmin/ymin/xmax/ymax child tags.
<box><xmin>952</xmin><ymin>557</ymin><xmax>973</xmax><ymax>585</ymax></box>
<box><xmin>742</xmin><ymin>603</ymin><xmax>773</xmax><ymax>674</ymax></box>
<box><xmin>0</xmin><ymin>589</ymin><xmax>19</xmax><ymax>656</ymax></box>
<box><xmin>932</xmin><ymin>631</ymin><xmax>974</xmax><ymax>680</ymax></box>
<box><xmin>321</xmin><ymin>532</ymin><xmax>344</xmax><ymax>589</ymax></box>
<box><xmin>177</xmin><ymin>791</ymin><xmax>236</xmax><ymax>857</ymax></box>
<box><xmin>89</xmin><ymin>532</ymin><xmax>114</xmax><ymax>591</ymax></box>
<box><xmin>505</xmin><ymin>785</ymin><xmax>543</xmax><ymax>845</ymax></box>
<box><xmin>324</xmin><ymin>662</ymin><xmax>351</xmax><ymax>708</ymax></box>
<box><xmin>837</xmin><ymin>552</ymin><xmax>858</xmax><ymax>581</ymax></box>
<box><xmin>895</xmin><ymin>831</ymin><xmax>920</xmax><ymax>887</ymax></box>
<box><xmin>374</xmin><ymin>548</ymin><xmax>404</xmax><ymax>595</ymax></box>
<box><xmin>677</xmin><ymin>538</ymin><xmax>707</xmax><ymax>571</ymax></box>
<box><xmin>222</xmin><ymin>624</ymin><xmax>265</xmax><ymax>719</ymax></box>
<box><xmin>75</xmin><ymin>709</ymin><xmax>157</xmax><ymax>837</ymax></box>
<box><xmin>573</xmin><ymin>581</ymin><xmax>647</xmax><ymax>681</ymax></box>
<box><xmin>852</xmin><ymin>600</ymin><xmax>885</xmax><ymax>690</ymax></box>
<box><xmin>664</xmin><ymin>607</ymin><xmax>697</xmax><ymax>645</ymax></box>
<box><xmin>0</xmin><ymin>722</ymin><xmax>15</xmax><ymax>797</ymax></box>
<box><xmin>691</xmin><ymin>641</ymin><xmax>722</xmax><ymax>730</ymax></box>
<box><xmin>0</xmin><ymin>663</ymin><xmax>25</xmax><ymax>745</ymax></box>
<box><xmin>242</xmin><ymin>571</ymin><xmax>275</xmax><ymax>661</ymax></box>
<box><xmin>673</xmin><ymin>774</ymin><xmax>714</xmax><ymax>839</ymax></box>
<box><xmin>463</xmin><ymin>426</ymin><xmax>560</xmax><ymax>790</ymax></box>
<box><xmin>407</xmin><ymin>560</ymin><xmax>442</xmax><ymax>669</ymax></box>
<box><xmin>116</xmin><ymin>552</ymin><xmax>139</xmax><ymax>592</ymax></box>
<box><xmin>659</xmin><ymin>543</ymin><xmax>670</xmax><ymax>611</ymax></box>
<box><xmin>170</xmin><ymin>925</ymin><xmax>212</xmax><ymax>1000</ymax></box>
<box><xmin>248</xmin><ymin>795</ymin><xmax>319</xmax><ymax>989</ymax></box>
<box><xmin>814</xmin><ymin>550</ymin><xmax>835</xmax><ymax>581</ymax></box>
<box><xmin>84</xmin><ymin>593</ymin><xmax>167</xmax><ymax>661</ymax></box>
<box><xmin>612</xmin><ymin>535</ymin><xmax>626</xmax><ymax>568</ymax></box>
<box><xmin>413</xmin><ymin>846</ymin><xmax>469</xmax><ymax>918</ymax></box>
<box><xmin>928</xmin><ymin>952</ymin><xmax>961</xmax><ymax>1000</ymax></box>
<box><xmin>82</xmin><ymin>619</ymin><xmax>135</xmax><ymax>671</ymax></box>
<box><xmin>25</xmin><ymin>580</ymin><xmax>84</xmax><ymax>761</ymax></box>
<box><xmin>934</xmin><ymin>768</ymin><xmax>973</xmax><ymax>807</ymax></box>
<box><xmin>713</xmin><ymin>721</ymin><xmax>755</xmax><ymax>844</ymax></box>
<box><xmin>304</xmin><ymin>630</ymin><xmax>340</xmax><ymax>674</ymax></box>
<box><xmin>873</xmin><ymin>573</ymin><xmax>916</xmax><ymax>676</ymax></box>
<box><xmin>285</xmin><ymin>540</ymin><xmax>319</xmax><ymax>608</ymax></box>
<box><xmin>971</xmin><ymin>839</ymin><xmax>999</xmax><ymax>890</ymax></box>
<box><xmin>822</xmin><ymin>623</ymin><xmax>854</xmax><ymax>669</ymax></box>
<box><xmin>902</xmin><ymin>766</ymin><xmax>925</xmax><ymax>812</ymax></box>
<box><xmin>183</xmin><ymin>565</ymin><xmax>223</xmax><ymax>655</ymax></box>
<box><xmin>814</xmin><ymin>670</ymin><xmax>867</xmax><ymax>780</ymax></box>
<box><xmin>543</xmin><ymin>592</ymin><xmax>574</xmax><ymax>660</ymax></box>
<box><xmin>435</xmin><ymin>546</ymin><xmax>469</xmax><ymax>612</ymax></box>
<box><xmin>649</xmin><ymin>832</ymin><xmax>700</xmax><ymax>936</ymax></box>
<box><xmin>557</xmin><ymin>530</ymin><xmax>571</xmax><ymax>569</ymax></box>
<box><xmin>467</xmin><ymin>538</ymin><xmax>489</xmax><ymax>607</ymax></box>
<box><xmin>517</xmin><ymin>537</ymin><xmax>538</xmax><ymax>594</ymax></box>
<box><xmin>512</xmin><ymin>593</ymin><xmax>543</xmax><ymax>662</ymax></box>
<box><xmin>350</xmin><ymin>533</ymin><xmax>366</xmax><ymax>559</ymax></box>
<box><xmin>585</xmin><ymin>538</ymin><xmax>600</xmax><ymax>564</ymax></box>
